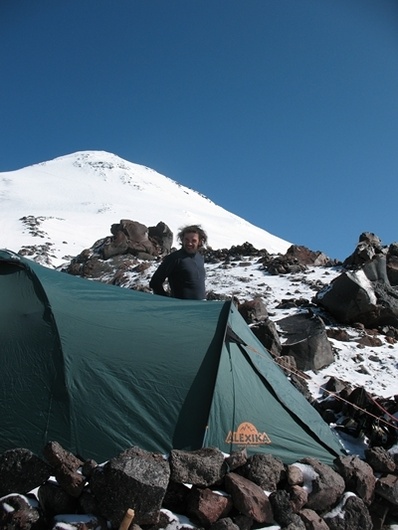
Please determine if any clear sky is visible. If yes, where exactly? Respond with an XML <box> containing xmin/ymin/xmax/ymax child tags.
<box><xmin>1</xmin><ymin>0</ymin><xmax>397</xmax><ymax>260</ymax></box>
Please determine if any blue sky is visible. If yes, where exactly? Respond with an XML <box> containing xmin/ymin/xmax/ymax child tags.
<box><xmin>1</xmin><ymin>0</ymin><xmax>397</xmax><ymax>260</ymax></box>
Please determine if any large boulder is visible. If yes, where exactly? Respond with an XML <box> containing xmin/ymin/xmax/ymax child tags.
<box><xmin>102</xmin><ymin>219</ymin><xmax>164</xmax><ymax>259</ymax></box>
<box><xmin>89</xmin><ymin>446</ymin><xmax>170</xmax><ymax>527</ymax></box>
<box><xmin>343</xmin><ymin>232</ymin><xmax>385</xmax><ymax>268</ymax></box>
<box><xmin>63</xmin><ymin>220</ymin><xmax>173</xmax><ymax>282</ymax></box>
<box><xmin>277</xmin><ymin>312</ymin><xmax>334</xmax><ymax>371</ymax></box>
<box><xmin>238</xmin><ymin>297</ymin><xmax>268</xmax><ymax>324</ymax></box>
<box><xmin>315</xmin><ymin>255</ymin><xmax>398</xmax><ymax>328</ymax></box>
<box><xmin>251</xmin><ymin>318</ymin><xmax>283</xmax><ymax>357</ymax></box>
<box><xmin>148</xmin><ymin>221</ymin><xmax>173</xmax><ymax>255</ymax></box>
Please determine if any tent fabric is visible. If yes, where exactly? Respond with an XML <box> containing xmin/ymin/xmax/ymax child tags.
<box><xmin>0</xmin><ymin>249</ymin><xmax>343</xmax><ymax>464</ymax></box>
<box><xmin>206</xmin><ymin>304</ymin><xmax>343</xmax><ymax>463</ymax></box>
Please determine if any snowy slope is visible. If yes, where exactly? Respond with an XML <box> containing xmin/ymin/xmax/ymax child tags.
<box><xmin>0</xmin><ymin>150</ymin><xmax>291</xmax><ymax>267</ymax></box>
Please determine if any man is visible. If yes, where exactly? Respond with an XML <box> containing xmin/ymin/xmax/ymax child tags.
<box><xmin>149</xmin><ymin>225</ymin><xmax>207</xmax><ymax>300</ymax></box>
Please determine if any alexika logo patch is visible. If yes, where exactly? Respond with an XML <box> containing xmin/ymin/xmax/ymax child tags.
<box><xmin>225</xmin><ymin>422</ymin><xmax>271</xmax><ymax>447</ymax></box>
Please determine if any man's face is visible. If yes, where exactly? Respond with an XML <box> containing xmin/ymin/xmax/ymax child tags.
<box><xmin>182</xmin><ymin>232</ymin><xmax>200</xmax><ymax>254</ymax></box>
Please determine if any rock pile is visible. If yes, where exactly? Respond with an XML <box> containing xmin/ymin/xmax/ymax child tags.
<box><xmin>314</xmin><ymin>378</ymin><xmax>398</xmax><ymax>450</ymax></box>
<box><xmin>1</xmin><ymin>441</ymin><xmax>398</xmax><ymax>530</ymax></box>
<box><xmin>316</xmin><ymin>232</ymin><xmax>398</xmax><ymax>330</ymax></box>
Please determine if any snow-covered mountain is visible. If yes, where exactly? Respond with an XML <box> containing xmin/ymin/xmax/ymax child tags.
<box><xmin>0</xmin><ymin>150</ymin><xmax>291</xmax><ymax>268</ymax></box>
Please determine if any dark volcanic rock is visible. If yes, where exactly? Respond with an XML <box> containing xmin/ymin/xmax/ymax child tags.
<box><xmin>237</xmin><ymin>453</ymin><xmax>285</xmax><ymax>491</ymax></box>
<box><xmin>278</xmin><ymin>312</ymin><xmax>334</xmax><ymax>371</ymax></box>
<box><xmin>169</xmin><ymin>447</ymin><xmax>227</xmax><ymax>487</ymax></box>
<box><xmin>89</xmin><ymin>446</ymin><xmax>170</xmax><ymax>527</ymax></box>
<box><xmin>0</xmin><ymin>448</ymin><xmax>52</xmax><ymax>497</ymax></box>
<box><xmin>0</xmin><ymin>493</ymin><xmax>43</xmax><ymax>530</ymax></box>
<box><xmin>323</xmin><ymin>494</ymin><xmax>373</xmax><ymax>530</ymax></box>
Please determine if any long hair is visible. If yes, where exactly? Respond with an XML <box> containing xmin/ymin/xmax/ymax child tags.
<box><xmin>177</xmin><ymin>225</ymin><xmax>208</xmax><ymax>248</ymax></box>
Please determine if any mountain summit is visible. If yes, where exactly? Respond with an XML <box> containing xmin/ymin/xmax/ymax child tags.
<box><xmin>0</xmin><ymin>150</ymin><xmax>291</xmax><ymax>267</ymax></box>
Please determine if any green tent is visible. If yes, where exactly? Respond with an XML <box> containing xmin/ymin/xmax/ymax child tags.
<box><xmin>0</xmin><ymin>249</ymin><xmax>343</xmax><ymax>464</ymax></box>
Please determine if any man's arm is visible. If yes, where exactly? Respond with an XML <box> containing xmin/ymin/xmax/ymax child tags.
<box><xmin>149</xmin><ymin>255</ymin><xmax>174</xmax><ymax>296</ymax></box>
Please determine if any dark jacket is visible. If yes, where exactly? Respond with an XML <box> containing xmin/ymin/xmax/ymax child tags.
<box><xmin>149</xmin><ymin>248</ymin><xmax>205</xmax><ymax>300</ymax></box>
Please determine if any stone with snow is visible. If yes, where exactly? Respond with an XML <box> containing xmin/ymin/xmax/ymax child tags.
<box><xmin>315</xmin><ymin>255</ymin><xmax>398</xmax><ymax>329</ymax></box>
<box><xmin>37</xmin><ymin>480</ymin><xmax>78</xmax><ymax>518</ymax></box>
<box><xmin>0</xmin><ymin>493</ymin><xmax>42</xmax><ymax>530</ymax></box>
<box><xmin>53</xmin><ymin>462</ymin><xmax>86</xmax><ymax>498</ymax></box>
<box><xmin>299</xmin><ymin>458</ymin><xmax>345</xmax><ymax>512</ymax></box>
<box><xmin>43</xmin><ymin>441</ymin><xmax>87</xmax><ymax>498</ymax></box>
<box><xmin>323</xmin><ymin>493</ymin><xmax>373</xmax><ymax>530</ymax></box>
<box><xmin>289</xmin><ymin>484</ymin><xmax>308</xmax><ymax>512</ymax></box>
<box><xmin>287</xmin><ymin>464</ymin><xmax>305</xmax><ymax>486</ymax></box>
<box><xmin>237</xmin><ymin>297</ymin><xmax>268</xmax><ymax>323</ymax></box>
